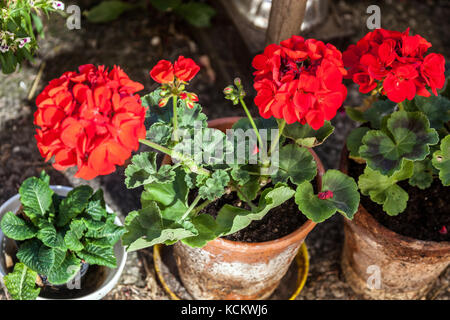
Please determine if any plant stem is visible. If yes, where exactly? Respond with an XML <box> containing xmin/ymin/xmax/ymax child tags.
<box><xmin>239</xmin><ymin>97</ymin><xmax>264</xmax><ymax>149</ymax></box>
<box><xmin>268</xmin><ymin>119</ymin><xmax>286</xmax><ymax>157</ymax></box>
<box><xmin>172</xmin><ymin>95</ymin><xmax>179</xmax><ymax>142</ymax></box>
<box><xmin>139</xmin><ymin>139</ymin><xmax>210</xmax><ymax>176</ymax></box>
<box><xmin>232</xmin><ymin>182</ymin><xmax>257</xmax><ymax>211</ymax></box>
<box><xmin>398</xmin><ymin>101</ymin><xmax>405</xmax><ymax>111</ymax></box>
<box><xmin>193</xmin><ymin>199</ymin><xmax>214</xmax><ymax>215</ymax></box>
<box><xmin>180</xmin><ymin>194</ymin><xmax>202</xmax><ymax>221</ymax></box>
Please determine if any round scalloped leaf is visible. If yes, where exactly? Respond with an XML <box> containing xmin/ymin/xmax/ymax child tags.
<box><xmin>408</xmin><ymin>159</ymin><xmax>434</xmax><ymax>189</ymax></box>
<box><xmin>295</xmin><ymin>170</ymin><xmax>359</xmax><ymax>222</ymax></box>
<box><xmin>358</xmin><ymin>161</ymin><xmax>413</xmax><ymax>216</ymax></box>
<box><xmin>407</xmin><ymin>95</ymin><xmax>450</xmax><ymax>130</ymax></box>
<box><xmin>359</xmin><ymin>111</ymin><xmax>439</xmax><ymax>176</ymax></box>
<box><xmin>432</xmin><ymin>135</ymin><xmax>450</xmax><ymax>186</ymax></box>
<box><xmin>282</xmin><ymin>121</ymin><xmax>334</xmax><ymax>147</ymax></box>
<box><xmin>271</xmin><ymin>144</ymin><xmax>317</xmax><ymax>185</ymax></box>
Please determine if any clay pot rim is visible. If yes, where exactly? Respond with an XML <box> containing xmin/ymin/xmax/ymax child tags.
<box><xmin>203</xmin><ymin>116</ymin><xmax>321</xmax><ymax>252</ymax></box>
<box><xmin>340</xmin><ymin>146</ymin><xmax>450</xmax><ymax>252</ymax></box>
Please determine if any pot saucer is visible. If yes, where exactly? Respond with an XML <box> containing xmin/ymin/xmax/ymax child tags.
<box><xmin>153</xmin><ymin>243</ymin><xmax>309</xmax><ymax>300</ymax></box>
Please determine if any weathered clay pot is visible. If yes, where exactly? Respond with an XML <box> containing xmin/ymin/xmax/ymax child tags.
<box><xmin>171</xmin><ymin>117</ymin><xmax>322</xmax><ymax>300</ymax></box>
<box><xmin>340</xmin><ymin>147</ymin><xmax>450</xmax><ymax>299</ymax></box>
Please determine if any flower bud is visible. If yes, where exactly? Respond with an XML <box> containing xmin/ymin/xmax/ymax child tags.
<box><xmin>234</xmin><ymin>77</ymin><xmax>242</xmax><ymax>87</ymax></box>
<box><xmin>189</xmin><ymin>92</ymin><xmax>199</xmax><ymax>102</ymax></box>
<box><xmin>179</xmin><ymin>92</ymin><xmax>188</xmax><ymax>100</ymax></box>
<box><xmin>223</xmin><ymin>86</ymin><xmax>234</xmax><ymax>95</ymax></box>
<box><xmin>158</xmin><ymin>97</ymin><xmax>169</xmax><ymax>107</ymax></box>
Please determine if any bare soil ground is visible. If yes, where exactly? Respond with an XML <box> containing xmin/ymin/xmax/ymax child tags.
<box><xmin>0</xmin><ymin>0</ymin><xmax>448</xmax><ymax>300</ymax></box>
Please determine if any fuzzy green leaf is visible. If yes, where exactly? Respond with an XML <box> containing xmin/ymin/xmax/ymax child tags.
<box><xmin>295</xmin><ymin>170</ymin><xmax>359</xmax><ymax>222</ymax></box>
<box><xmin>77</xmin><ymin>243</ymin><xmax>117</xmax><ymax>268</ymax></box>
<box><xmin>125</xmin><ymin>152</ymin><xmax>175</xmax><ymax>189</ymax></box>
<box><xmin>271</xmin><ymin>144</ymin><xmax>317</xmax><ymax>185</ymax></box>
<box><xmin>4</xmin><ymin>263</ymin><xmax>40</xmax><ymax>300</ymax></box>
<box><xmin>56</xmin><ymin>186</ymin><xmax>93</xmax><ymax>227</ymax></box>
<box><xmin>36</xmin><ymin>221</ymin><xmax>65</xmax><ymax>249</ymax></box>
<box><xmin>358</xmin><ymin>161</ymin><xmax>414</xmax><ymax>215</ymax></box>
<box><xmin>0</xmin><ymin>211</ymin><xmax>37</xmax><ymax>240</ymax></box>
<box><xmin>363</xmin><ymin>100</ymin><xmax>396</xmax><ymax>129</ymax></box>
<box><xmin>432</xmin><ymin>135</ymin><xmax>450</xmax><ymax>186</ymax></box>
<box><xmin>123</xmin><ymin>202</ymin><xmax>197</xmax><ymax>251</ymax></box>
<box><xmin>174</xmin><ymin>2</ymin><xmax>216</xmax><ymax>27</ymax></box>
<box><xmin>181</xmin><ymin>214</ymin><xmax>219</xmax><ymax>247</ymax></box>
<box><xmin>16</xmin><ymin>239</ymin><xmax>55</xmax><ymax>275</ymax></box>
<box><xmin>198</xmin><ymin>170</ymin><xmax>230</xmax><ymax>200</ymax></box>
<box><xmin>19</xmin><ymin>176</ymin><xmax>54</xmax><ymax>220</ymax></box>
<box><xmin>147</xmin><ymin>122</ymin><xmax>172</xmax><ymax>145</ymax></box>
<box><xmin>282</xmin><ymin>121</ymin><xmax>334</xmax><ymax>147</ymax></box>
<box><xmin>216</xmin><ymin>183</ymin><xmax>295</xmax><ymax>237</ymax></box>
<box><xmin>47</xmin><ymin>252</ymin><xmax>81</xmax><ymax>285</ymax></box>
<box><xmin>359</xmin><ymin>111</ymin><xmax>439</xmax><ymax>175</ymax></box>
<box><xmin>406</xmin><ymin>95</ymin><xmax>450</xmax><ymax>130</ymax></box>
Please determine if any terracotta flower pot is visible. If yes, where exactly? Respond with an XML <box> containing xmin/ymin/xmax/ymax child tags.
<box><xmin>339</xmin><ymin>147</ymin><xmax>450</xmax><ymax>299</ymax></box>
<box><xmin>168</xmin><ymin>117</ymin><xmax>322</xmax><ymax>300</ymax></box>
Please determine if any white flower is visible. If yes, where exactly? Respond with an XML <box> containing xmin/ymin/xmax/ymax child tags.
<box><xmin>0</xmin><ymin>44</ymin><xmax>10</xmax><ymax>53</ymax></box>
<box><xmin>29</xmin><ymin>0</ymin><xmax>35</xmax><ymax>6</ymax></box>
<box><xmin>51</xmin><ymin>1</ymin><xmax>65</xmax><ymax>11</ymax></box>
<box><xmin>17</xmin><ymin>37</ymin><xmax>31</xmax><ymax>48</ymax></box>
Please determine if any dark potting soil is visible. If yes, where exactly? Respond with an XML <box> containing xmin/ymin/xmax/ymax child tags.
<box><xmin>199</xmin><ymin>189</ymin><xmax>307</xmax><ymax>243</ymax></box>
<box><xmin>348</xmin><ymin>160</ymin><xmax>450</xmax><ymax>242</ymax></box>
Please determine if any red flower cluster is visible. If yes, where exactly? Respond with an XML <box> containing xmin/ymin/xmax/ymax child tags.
<box><xmin>343</xmin><ymin>28</ymin><xmax>446</xmax><ymax>103</ymax></box>
<box><xmin>150</xmin><ymin>56</ymin><xmax>200</xmax><ymax>84</ymax></box>
<box><xmin>34</xmin><ymin>64</ymin><xmax>146</xmax><ymax>180</ymax></box>
<box><xmin>252</xmin><ymin>36</ymin><xmax>348</xmax><ymax>130</ymax></box>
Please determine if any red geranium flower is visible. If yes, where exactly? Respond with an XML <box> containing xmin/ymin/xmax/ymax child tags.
<box><xmin>252</xmin><ymin>36</ymin><xmax>347</xmax><ymax>129</ymax></box>
<box><xmin>149</xmin><ymin>56</ymin><xmax>200</xmax><ymax>84</ymax></box>
<box><xmin>34</xmin><ymin>64</ymin><xmax>146</xmax><ymax>180</ymax></box>
<box><xmin>174</xmin><ymin>56</ymin><xmax>200</xmax><ymax>82</ymax></box>
<box><xmin>150</xmin><ymin>60</ymin><xmax>174</xmax><ymax>84</ymax></box>
<box><xmin>343</xmin><ymin>28</ymin><xmax>445</xmax><ymax>103</ymax></box>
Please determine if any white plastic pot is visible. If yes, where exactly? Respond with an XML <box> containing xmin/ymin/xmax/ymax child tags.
<box><xmin>0</xmin><ymin>185</ymin><xmax>127</xmax><ymax>300</ymax></box>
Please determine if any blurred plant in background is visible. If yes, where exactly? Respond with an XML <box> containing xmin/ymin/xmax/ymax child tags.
<box><xmin>0</xmin><ymin>0</ymin><xmax>65</xmax><ymax>74</ymax></box>
<box><xmin>85</xmin><ymin>0</ymin><xmax>215</xmax><ymax>28</ymax></box>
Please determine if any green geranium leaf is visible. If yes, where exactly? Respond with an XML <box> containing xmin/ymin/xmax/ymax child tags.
<box><xmin>56</xmin><ymin>186</ymin><xmax>93</xmax><ymax>227</ymax></box>
<box><xmin>36</xmin><ymin>221</ymin><xmax>65</xmax><ymax>249</ymax></box>
<box><xmin>47</xmin><ymin>252</ymin><xmax>81</xmax><ymax>285</ymax></box>
<box><xmin>432</xmin><ymin>135</ymin><xmax>450</xmax><ymax>186</ymax></box>
<box><xmin>271</xmin><ymin>144</ymin><xmax>317</xmax><ymax>185</ymax></box>
<box><xmin>282</xmin><ymin>121</ymin><xmax>334</xmax><ymax>147</ymax></box>
<box><xmin>77</xmin><ymin>243</ymin><xmax>117</xmax><ymax>268</ymax></box>
<box><xmin>17</xmin><ymin>239</ymin><xmax>55</xmax><ymax>275</ymax></box>
<box><xmin>125</xmin><ymin>151</ymin><xmax>175</xmax><ymax>189</ymax></box>
<box><xmin>358</xmin><ymin>160</ymin><xmax>414</xmax><ymax>215</ymax></box>
<box><xmin>295</xmin><ymin>170</ymin><xmax>359</xmax><ymax>222</ymax></box>
<box><xmin>216</xmin><ymin>183</ymin><xmax>295</xmax><ymax>236</ymax></box>
<box><xmin>19</xmin><ymin>176</ymin><xmax>54</xmax><ymax>220</ymax></box>
<box><xmin>142</xmin><ymin>90</ymin><xmax>173</xmax><ymax>127</ymax></box>
<box><xmin>147</xmin><ymin>122</ymin><xmax>172</xmax><ymax>146</ymax></box>
<box><xmin>363</xmin><ymin>100</ymin><xmax>397</xmax><ymax>129</ymax></box>
<box><xmin>140</xmin><ymin>168</ymin><xmax>189</xmax><ymax>221</ymax></box>
<box><xmin>409</xmin><ymin>159</ymin><xmax>434</xmax><ymax>189</ymax></box>
<box><xmin>198</xmin><ymin>170</ymin><xmax>230</xmax><ymax>200</ymax></box>
<box><xmin>181</xmin><ymin>214</ymin><xmax>219</xmax><ymax>248</ymax></box>
<box><xmin>177</xmin><ymin>102</ymin><xmax>208</xmax><ymax>129</ymax></box>
<box><xmin>0</xmin><ymin>211</ymin><xmax>37</xmax><ymax>240</ymax></box>
<box><xmin>359</xmin><ymin>111</ymin><xmax>439</xmax><ymax>175</ymax></box>
<box><xmin>345</xmin><ymin>106</ymin><xmax>366</xmax><ymax>122</ymax></box>
<box><xmin>347</xmin><ymin>127</ymin><xmax>370</xmax><ymax>159</ymax></box>
<box><xmin>123</xmin><ymin>202</ymin><xmax>197</xmax><ymax>251</ymax></box>
<box><xmin>4</xmin><ymin>263</ymin><xmax>40</xmax><ymax>300</ymax></box>
<box><xmin>406</xmin><ymin>95</ymin><xmax>450</xmax><ymax>130</ymax></box>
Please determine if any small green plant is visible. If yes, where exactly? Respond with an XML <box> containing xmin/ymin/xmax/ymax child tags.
<box><xmin>0</xmin><ymin>0</ymin><xmax>65</xmax><ymax>74</ymax></box>
<box><xmin>0</xmin><ymin>171</ymin><xmax>124</xmax><ymax>300</ymax></box>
